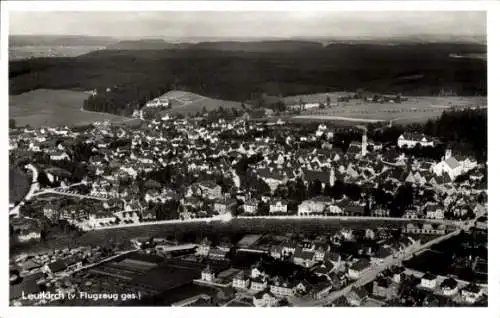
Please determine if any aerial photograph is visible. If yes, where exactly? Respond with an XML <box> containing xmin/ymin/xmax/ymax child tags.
<box><xmin>7</xmin><ymin>9</ymin><xmax>487</xmax><ymax>307</ymax></box>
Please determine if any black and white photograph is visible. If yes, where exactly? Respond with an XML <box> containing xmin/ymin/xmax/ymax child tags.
<box><xmin>2</xmin><ymin>1</ymin><xmax>495</xmax><ymax>312</ymax></box>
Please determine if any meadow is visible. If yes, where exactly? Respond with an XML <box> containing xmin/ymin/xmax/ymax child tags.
<box><xmin>9</xmin><ymin>89</ymin><xmax>131</xmax><ymax>128</ymax></box>
<box><xmin>157</xmin><ymin>90</ymin><xmax>244</xmax><ymax>115</ymax></box>
<box><xmin>291</xmin><ymin>95</ymin><xmax>486</xmax><ymax>124</ymax></box>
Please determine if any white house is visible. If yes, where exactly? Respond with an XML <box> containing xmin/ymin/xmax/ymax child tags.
<box><xmin>270</xmin><ymin>280</ymin><xmax>294</xmax><ymax>297</ymax></box>
<box><xmin>298</xmin><ymin>198</ymin><xmax>329</xmax><ymax>216</ymax></box>
<box><xmin>397</xmin><ymin>133</ymin><xmax>434</xmax><ymax>148</ymax></box>
<box><xmin>441</xmin><ymin>277</ymin><xmax>459</xmax><ymax>296</ymax></box>
<box><xmin>253</xmin><ymin>290</ymin><xmax>279</xmax><ymax>307</ymax></box>
<box><xmin>145</xmin><ymin>97</ymin><xmax>170</xmax><ymax>108</ymax></box>
<box><xmin>425</xmin><ymin>203</ymin><xmax>444</xmax><ymax>220</ymax></box>
<box><xmin>269</xmin><ymin>200</ymin><xmax>288</xmax><ymax>214</ymax></box>
<box><xmin>461</xmin><ymin>284</ymin><xmax>482</xmax><ymax>304</ymax></box>
<box><xmin>87</xmin><ymin>212</ymin><xmax>116</xmax><ymax>228</ymax></box>
<box><xmin>50</xmin><ymin>151</ymin><xmax>70</xmax><ymax>161</ymax></box>
<box><xmin>243</xmin><ymin>199</ymin><xmax>259</xmax><ymax>214</ymax></box>
<box><xmin>420</xmin><ymin>273</ymin><xmax>437</xmax><ymax>289</ymax></box>
<box><xmin>232</xmin><ymin>272</ymin><xmax>250</xmax><ymax>289</ymax></box>
<box><xmin>201</xmin><ymin>265</ymin><xmax>215</xmax><ymax>282</ymax></box>
<box><xmin>250</xmin><ymin>277</ymin><xmax>268</xmax><ymax>291</ymax></box>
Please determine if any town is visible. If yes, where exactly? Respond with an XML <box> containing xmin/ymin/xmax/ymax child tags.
<box><xmin>9</xmin><ymin>105</ymin><xmax>488</xmax><ymax>307</ymax></box>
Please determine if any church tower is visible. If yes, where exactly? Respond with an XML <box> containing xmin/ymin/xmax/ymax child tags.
<box><xmin>361</xmin><ymin>130</ymin><xmax>367</xmax><ymax>157</ymax></box>
<box><xmin>445</xmin><ymin>149</ymin><xmax>452</xmax><ymax>160</ymax></box>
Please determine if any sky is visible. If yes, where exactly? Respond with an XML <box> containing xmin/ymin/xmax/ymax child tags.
<box><xmin>9</xmin><ymin>11</ymin><xmax>486</xmax><ymax>39</ymax></box>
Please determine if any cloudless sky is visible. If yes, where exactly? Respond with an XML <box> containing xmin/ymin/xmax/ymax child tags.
<box><xmin>10</xmin><ymin>11</ymin><xmax>486</xmax><ymax>39</ymax></box>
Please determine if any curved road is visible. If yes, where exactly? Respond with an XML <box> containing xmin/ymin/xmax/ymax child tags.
<box><xmin>9</xmin><ymin>164</ymin><xmax>39</xmax><ymax>217</ymax></box>
<box><xmin>294</xmin><ymin>213</ymin><xmax>482</xmax><ymax>307</ymax></box>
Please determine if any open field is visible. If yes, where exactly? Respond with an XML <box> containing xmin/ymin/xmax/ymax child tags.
<box><xmin>290</xmin><ymin>94</ymin><xmax>486</xmax><ymax>124</ymax></box>
<box><xmin>147</xmin><ymin>90</ymin><xmax>245</xmax><ymax>116</ymax></box>
<box><xmin>9</xmin><ymin>45</ymin><xmax>106</xmax><ymax>61</ymax></box>
<box><xmin>9</xmin><ymin>89</ymin><xmax>131</xmax><ymax>128</ymax></box>
<box><xmin>161</xmin><ymin>90</ymin><xmax>244</xmax><ymax>115</ymax></box>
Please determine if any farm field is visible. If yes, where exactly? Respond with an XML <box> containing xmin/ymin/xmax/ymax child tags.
<box><xmin>150</xmin><ymin>90</ymin><xmax>245</xmax><ymax>116</ymax></box>
<box><xmin>9</xmin><ymin>89</ymin><xmax>132</xmax><ymax>128</ymax></box>
<box><xmin>289</xmin><ymin>94</ymin><xmax>486</xmax><ymax>124</ymax></box>
<box><xmin>9</xmin><ymin>45</ymin><xmax>106</xmax><ymax>61</ymax></box>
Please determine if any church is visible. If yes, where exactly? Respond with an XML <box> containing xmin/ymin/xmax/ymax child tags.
<box><xmin>432</xmin><ymin>149</ymin><xmax>478</xmax><ymax>181</ymax></box>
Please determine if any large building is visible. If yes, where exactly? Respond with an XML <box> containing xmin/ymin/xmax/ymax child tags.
<box><xmin>397</xmin><ymin>133</ymin><xmax>434</xmax><ymax>148</ymax></box>
<box><xmin>432</xmin><ymin>150</ymin><xmax>478</xmax><ymax>181</ymax></box>
<box><xmin>145</xmin><ymin>97</ymin><xmax>170</xmax><ymax>108</ymax></box>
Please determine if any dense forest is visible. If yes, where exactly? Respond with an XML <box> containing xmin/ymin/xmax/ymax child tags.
<box><xmin>369</xmin><ymin>109</ymin><xmax>487</xmax><ymax>162</ymax></box>
<box><xmin>9</xmin><ymin>42</ymin><xmax>486</xmax><ymax>116</ymax></box>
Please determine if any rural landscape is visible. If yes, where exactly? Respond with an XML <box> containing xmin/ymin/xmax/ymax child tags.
<box><xmin>8</xmin><ymin>10</ymin><xmax>487</xmax><ymax>309</ymax></box>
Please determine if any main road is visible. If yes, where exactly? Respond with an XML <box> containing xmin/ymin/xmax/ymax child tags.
<box><xmin>294</xmin><ymin>212</ymin><xmax>483</xmax><ymax>307</ymax></box>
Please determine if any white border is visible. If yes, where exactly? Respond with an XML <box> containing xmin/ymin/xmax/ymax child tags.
<box><xmin>1</xmin><ymin>1</ymin><xmax>499</xmax><ymax>318</ymax></box>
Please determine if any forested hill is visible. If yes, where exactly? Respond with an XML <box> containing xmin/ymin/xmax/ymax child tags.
<box><xmin>106</xmin><ymin>39</ymin><xmax>324</xmax><ymax>52</ymax></box>
<box><xmin>9</xmin><ymin>42</ymin><xmax>486</xmax><ymax>116</ymax></box>
<box><xmin>106</xmin><ymin>39</ymin><xmax>191</xmax><ymax>50</ymax></box>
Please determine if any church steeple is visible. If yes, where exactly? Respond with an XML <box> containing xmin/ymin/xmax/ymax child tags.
<box><xmin>361</xmin><ymin>129</ymin><xmax>367</xmax><ymax>157</ymax></box>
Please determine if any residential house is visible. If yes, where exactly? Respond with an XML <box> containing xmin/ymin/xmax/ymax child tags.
<box><xmin>372</xmin><ymin>277</ymin><xmax>396</xmax><ymax>300</ymax></box>
<box><xmin>313</xmin><ymin>243</ymin><xmax>331</xmax><ymax>262</ymax></box>
<box><xmin>281</xmin><ymin>242</ymin><xmax>296</xmax><ymax>257</ymax></box>
<box><xmin>243</xmin><ymin>199</ymin><xmax>259</xmax><ymax>214</ymax></box>
<box><xmin>50</xmin><ymin>151</ymin><xmax>70</xmax><ymax>161</ymax></box>
<box><xmin>293</xmin><ymin>248</ymin><xmax>316</xmax><ymax>268</ymax></box>
<box><xmin>392</xmin><ymin>266</ymin><xmax>405</xmax><ymax>284</ymax></box>
<box><xmin>201</xmin><ymin>265</ymin><xmax>215</xmax><ymax>282</ymax></box>
<box><xmin>426</xmin><ymin>203</ymin><xmax>444</xmax><ymax>220</ymax></box>
<box><xmin>461</xmin><ymin>284</ymin><xmax>482</xmax><ymax>304</ymax></box>
<box><xmin>270</xmin><ymin>245</ymin><xmax>283</xmax><ymax>259</ymax></box>
<box><xmin>311</xmin><ymin>281</ymin><xmax>332</xmax><ymax>300</ymax></box>
<box><xmin>476</xmin><ymin>216</ymin><xmax>487</xmax><ymax>230</ymax></box>
<box><xmin>196</xmin><ymin>238</ymin><xmax>211</xmax><ymax>256</ymax></box>
<box><xmin>440</xmin><ymin>277</ymin><xmax>459</xmax><ymax>296</ymax></box>
<box><xmin>420</xmin><ymin>273</ymin><xmax>437</xmax><ymax>289</ymax></box>
<box><xmin>253</xmin><ymin>289</ymin><xmax>279</xmax><ymax>307</ymax></box>
<box><xmin>87</xmin><ymin>211</ymin><xmax>117</xmax><ymax>228</ymax></box>
<box><xmin>347</xmin><ymin>286</ymin><xmax>369</xmax><ymax>306</ymax></box>
<box><xmin>348</xmin><ymin>258</ymin><xmax>371</xmax><ymax>280</ymax></box>
<box><xmin>298</xmin><ymin>197</ymin><xmax>330</xmax><ymax>216</ymax></box>
<box><xmin>370</xmin><ymin>247</ymin><xmax>392</xmax><ymax>264</ymax></box>
<box><xmin>270</xmin><ymin>278</ymin><xmax>294</xmax><ymax>297</ymax></box>
<box><xmin>16</xmin><ymin>229</ymin><xmax>41</xmax><ymax>243</ymax></box>
<box><xmin>213</xmin><ymin>199</ymin><xmax>237</xmax><ymax>215</ymax></box>
<box><xmin>207</xmin><ymin>248</ymin><xmax>227</xmax><ymax>260</ymax></box>
<box><xmin>232</xmin><ymin>271</ymin><xmax>250</xmax><ymax>289</ymax></box>
<box><xmin>269</xmin><ymin>200</ymin><xmax>288</xmax><ymax>214</ymax></box>
<box><xmin>195</xmin><ymin>181</ymin><xmax>222</xmax><ymax>199</ymax></box>
<box><xmin>250</xmin><ymin>276</ymin><xmax>268</xmax><ymax>291</ymax></box>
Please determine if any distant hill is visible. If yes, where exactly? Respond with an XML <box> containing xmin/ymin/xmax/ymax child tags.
<box><xmin>10</xmin><ymin>35</ymin><xmax>117</xmax><ymax>47</ymax></box>
<box><xmin>190</xmin><ymin>40</ymin><xmax>323</xmax><ymax>52</ymax></box>
<box><xmin>105</xmin><ymin>39</ymin><xmax>324</xmax><ymax>52</ymax></box>
<box><xmin>10</xmin><ymin>41</ymin><xmax>486</xmax><ymax>117</ymax></box>
<box><xmin>106</xmin><ymin>39</ymin><xmax>191</xmax><ymax>50</ymax></box>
